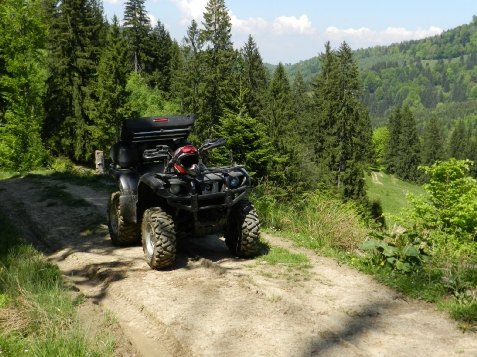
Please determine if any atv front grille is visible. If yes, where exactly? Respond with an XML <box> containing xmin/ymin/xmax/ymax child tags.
<box><xmin>167</xmin><ymin>186</ymin><xmax>248</xmax><ymax>212</ymax></box>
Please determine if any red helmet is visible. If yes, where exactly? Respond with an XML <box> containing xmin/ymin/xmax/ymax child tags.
<box><xmin>171</xmin><ymin>145</ymin><xmax>199</xmax><ymax>176</ymax></box>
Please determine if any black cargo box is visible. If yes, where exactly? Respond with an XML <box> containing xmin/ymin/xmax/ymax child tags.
<box><xmin>121</xmin><ymin>115</ymin><xmax>195</xmax><ymax>143</ymax></box>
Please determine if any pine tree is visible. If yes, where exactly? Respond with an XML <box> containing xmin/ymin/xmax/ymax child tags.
<box><xmin>197</xmin><ymin>0</ymin><xmax>237</xmax><ymax>141</ymax></box>
<box><xmin>240</xmin><ymin>35</ymin><xmax>268</xmax><ymax>120</ymax></box>
<box><xmin>175</xmin><ymin>20</ymin><xmax>203</xmax><ymax>116</ymax></box>
<box><xmin>262</xmin><ymin>63</ymin><xmax>294</xmax><ymax>152</ymax></box>
<box><xmin>292</xmin><ymin>71</ymin><xmax>308</xmax><ymax>114</ymax></box>
<box><xmin>310</xmin><ymin>42</ymin><xmax>372</xmax><ymax>200</ymax></box>
<box><xmin>291</xmin><ymin>70</ymin><xmax>315</xmax><ymax>179</ymax></box>
<box><xmin>123</xmin><ymin>0</ymin><xmax>151</xmax><ymax>74</ymax></box>
<box><xmin>0</xmin><ymin>0</ymin><xmax>47</xmax><ymax>170</ymax></box>
<box><xmin>145</xmin><ymin>20</ymin><xmax>173</xmax><ymax>93</ymax></box>
<box><xmin>396</xmin><ymin>105</ymin><xmax>421</xmax><ymax>182</ymax></box>
<box><xmin>168</xmin><ymin>39</ymin><xmax>183</xmax><ymax>105</ymax></box>
<box><xmin>310</xmin><ymin>42</ymin><xmax>341</xmax><ymax>186</ymax></box>
<box><xmin>292</xmin><ymin>71</ymin><xmax>311</xmax><ymax>134</ymax></box>
<box><xmin>448</xmin><ymin>120</ymin><xmax>468</xmax><ymax>159</ymax></box>
<box><xmin>43</xmin><ymin>0</ymin><xmax>105</xmax><ymax>160</ymax></box>
<box><xmin>261</xmin><ymin>63</ymin><xmax>306</xmax><ymax>190</ymax></box>
<box><xmin>442</xmin><ymin>70</ymin><xmax>450</xmax><ymax>92</ymax></box>
<box><xmin>90</xmin><ymin>15</ymin><xmax>130</xmax><ymax>148</ymax></box>
<box><xmin>421</xmin><ymin>115</ymin><xmax>446</xmax><ymax>166</ymax></box>
<box><xmin>215</xmin><ymin>107</ymin><xmax>273</xmax><ymax>179</ymax></box>
<box><xmin>384</xmin><ymin>106</ymin><xmax>403</xmax><ymax>175</ymax></box>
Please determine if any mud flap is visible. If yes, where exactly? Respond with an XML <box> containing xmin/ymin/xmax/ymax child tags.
<box><xmin>119</xmin><ymin>193</ymin><xmax>138</xmax><ymax>223</ymax></box>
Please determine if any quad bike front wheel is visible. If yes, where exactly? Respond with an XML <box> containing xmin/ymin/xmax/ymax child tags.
<box><xmin>141</xmin><ymin>207</ymin><xmax>177</xmax><ymax>269</ymax></box>
<box><xmin>107</xmin><ymin>192</ymin><xmax>140</xmax><ymax>246</ymax></box>
<box><xmin>224</xmin><ymin>199</ymin><xmax>260</xmax><ymax>257</ymax></box>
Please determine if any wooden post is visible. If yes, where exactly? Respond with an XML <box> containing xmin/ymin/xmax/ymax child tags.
<box><xmin>95</xmin><ymin>150</ymin><xmax>105</xmax><ymax>174</ymax></box>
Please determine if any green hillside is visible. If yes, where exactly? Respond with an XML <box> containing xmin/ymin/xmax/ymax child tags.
<box><xmin>366</xmin><ymin>171</ymin><xmax>425</xmax><ymax>219</ymax></box>
<box><xmin>273</xmin><ymin>16</ymin><xmax>477</xmax><ymax>133</ymax></box>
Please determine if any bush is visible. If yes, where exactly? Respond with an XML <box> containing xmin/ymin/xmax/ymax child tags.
<box><xmin>361</xmin><ymin>159</ymin><xmax>477</xmax><ymax>323</ymax></box>
<box><xmin>50</xmin><ymin>156</ymin><xmax>75</xmax><ymax>173</ymax></box>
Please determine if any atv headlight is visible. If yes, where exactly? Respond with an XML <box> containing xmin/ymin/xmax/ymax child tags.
<box><xmin>230</xmin><ymin>176</ymin><xmax>240</xmax><ymax>187</ymax></box>
<box><xmin>169</xmin><ymin>184</ymin><xmax>181</xmax><ymax>194</ymax></box>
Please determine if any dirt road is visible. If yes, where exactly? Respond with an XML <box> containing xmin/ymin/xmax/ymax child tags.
<box><xmin>1</xmin><ymin>174</ymin><xmax>476</xmax><ymax>357</ymax></box>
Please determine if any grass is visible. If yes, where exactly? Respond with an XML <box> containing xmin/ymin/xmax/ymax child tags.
<box><xmin>252</xmin><ymin>240</ymin><xmax>313</xmax><ymax>281</ymax></box>
<box><xmin>0</xmin><ymin>207</ymin><xmax>117</xmax><ymax>356</ymax></box>
<box><xmin>365</xmin><ymin>171</ymin><xmax>426</xmax><ymax>218</ymax></box>
<box><xmin>250</xmin><ymin>189</ymin><xmax>368</xmax><ymax>252</ymax></box>
<box><xmin>256</xmin><ymin>246</ymin><xmax>310</xmax><ymax>266</ymax></box>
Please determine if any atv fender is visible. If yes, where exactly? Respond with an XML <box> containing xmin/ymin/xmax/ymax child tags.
<box><xmin>138</xmin><ymin>173</ymin><xmax>169</xmax><ymax>197</ymax></box>
<box><xmin>109</xmin><ymin>167</ymin><xmax>140</xmax><ymax>223</ymax></box>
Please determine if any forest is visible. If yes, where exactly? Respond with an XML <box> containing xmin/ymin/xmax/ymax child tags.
<box><xmin>0</xmin><ymin>0</ymin><xmax>374</xmax><ymax>204</ymax></box>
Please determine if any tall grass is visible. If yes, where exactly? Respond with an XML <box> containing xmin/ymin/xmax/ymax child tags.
<box><xmin>250</xmin><ymin>189</ymin><xmax>368</xmax><ymax>252</ymax></box>
<box><xmin>0</xmin><ymin>209</ymin><xmax>115</xmax><ymax>356</ymax></box>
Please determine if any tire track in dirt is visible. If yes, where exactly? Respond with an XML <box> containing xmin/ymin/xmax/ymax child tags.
<box><xmin>1</xmin><ymin>175</ymin><xmax>476</xmax><ymax>357</ymax></box>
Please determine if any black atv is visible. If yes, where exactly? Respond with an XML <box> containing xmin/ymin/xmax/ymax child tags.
<box><xmin>106</xmin><ymin>114</ymin><xmax>260</xmax><ymax>269</ymax></box>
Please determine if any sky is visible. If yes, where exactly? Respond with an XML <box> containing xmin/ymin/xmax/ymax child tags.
<box><xmin>102</xmin><ymin>0</ymin><xmax>477</xmax><ymax>65</ymax></box>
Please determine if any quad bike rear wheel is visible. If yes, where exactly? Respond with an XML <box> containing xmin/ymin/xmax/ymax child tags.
<box><xmin>224</xmin><ymin>199</ymin><xmax>260</xmax><ymax>257</ymax></box>
<box><xmin>141</xmin><ymin>207</ymin><xmax>177</xmax><ymax>269</ymax></box>
<box><xmin>107</xmin><ymin>192</ymin><xmax>140</xmax><ymax>246</ymax></box>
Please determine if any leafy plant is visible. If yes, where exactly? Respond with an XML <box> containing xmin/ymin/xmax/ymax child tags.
<box><xmin>404</xmin><ymin>159</ymin><xmax>477</xmax><ymax>237</ymax></box>
<box><xmin>359</xmin><ymin>231</ymin><xmax>430</xmax><ymax>273</ymax></box>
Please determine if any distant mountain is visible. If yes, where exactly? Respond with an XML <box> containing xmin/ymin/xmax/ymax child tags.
<box><xmin>275</xmin><ymin>16</ymin><xmax>477</xmax><ymax>133</ymax></box>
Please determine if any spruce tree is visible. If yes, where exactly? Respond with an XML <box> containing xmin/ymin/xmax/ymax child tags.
<box><xmin>310</xmin><ymin>42</ymin><xmax>340</xmax><ymax>185</ymax></box>
<box><xmin>0</xmin><ymin>0</ymin><xmax>47</xmax><ymax>170</ymax></box>
<box><xmin>421</xmin><ymin>115</ymin><xmax>446</xmax><ymax>166</ymax></box>
<box><xmin>43</xmin><ymin>0</ymin><xmax>105</xmax><ymax>160</ymax></box>
<box><xmin>145</xmin><ymin>20</ymin><xmax>173</xmax><ymax>93</ymax></box>
<box><xmin>396</xmin><ymin>105</ymin><xmax>421</xmax><ymax>182</ymax></box>
<box><xmin>310</xmin><ymin>42</ymin><xmax>372</xmax><ymax>200</ymax></box>
<box><xmin>215</xmin><ymin>107</ymin><xmax>273</xmax><ymax>179</ymax></box>
<box><xmin>123</xmin><ymin>0</ymin><xmax>151</xmax><ymax>74</ymax></box>
<box><xmin>384</xmin><ymin>106</ymin><xmax>403</xmax><ymax>175</ymax></box>
<box><xmin>336</xmin><ymin>42</ymin><xmax>372</xmax><ymax>198</ymax></box>
<box><xmin>448</xmin><ymin>120</ymin><xmax>468</xmax><ymax>159</ymax></box>
<box><xmin>90</xmin><ymin>15</ymin><xmax>130</xmax><ymax>148</ymax></box>
<box><xmin>240</xmin><ymin>35</ymin><xmax>268</xmax><ymax>120</ymax></box>
<box><xmin>291</xmin><ymin>70</ymin><xmax>314</xmax><ymax>179</ymax></box>
<box><xmin>262</xmin><ymin>63</ymin><xmax>294</xmax><ymax>152</ymax></box>
<box><xmin>175</xmin><ymin>20</ymin><xmax>203</xmax><ymax>115</ymax></box>
<box><xmin>291</xmin><ymin>71</ymin><xmax>309</xmax><ymax>118</ymax></box>
<box><xmin>197</xmin><ymin>0</ymin><xmax>237</xmax><ymax>141</ymax></box>
<box><xmin>261</xmin><ymin>63</ymin><xmax>305</xmax><ymax>190</ymax></box>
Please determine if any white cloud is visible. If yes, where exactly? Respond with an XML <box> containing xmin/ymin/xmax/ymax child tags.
<box><xmin>147</xmin><ymin>14</ymin><xmax>156</xmax><ymax>26</ymax></box>
<box><xmin>103</xmin><ymin>0</ymin><xmax>120</xmax><ymax>4</ymax></box>
<box><xmin>325</xmin><ymin>26</ymin><xmax>443</xmax><ymax>47</ymax></box>
<box><xmin>171</xmin><ymin>0</ymin><xmax>207</xmax><ymax>25</ymax></box>
<box><xmin>169</xmin><ymin>0</ymin><xmax>315</xmax><ymax>37</ymax></box>
<box><xmin>272</xmin><ymin>14</ymin><xmax>315</xmax><ymax>35</ymax></box>
<box><xmin>230</xmin><ymin>14</ymin><xmax>268</xmax><ymax>34</ymax></box>
<box><xmin>231</xmin><ymin>14</ymin><xmax>315</xmax><ymax>36</ymax></box>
